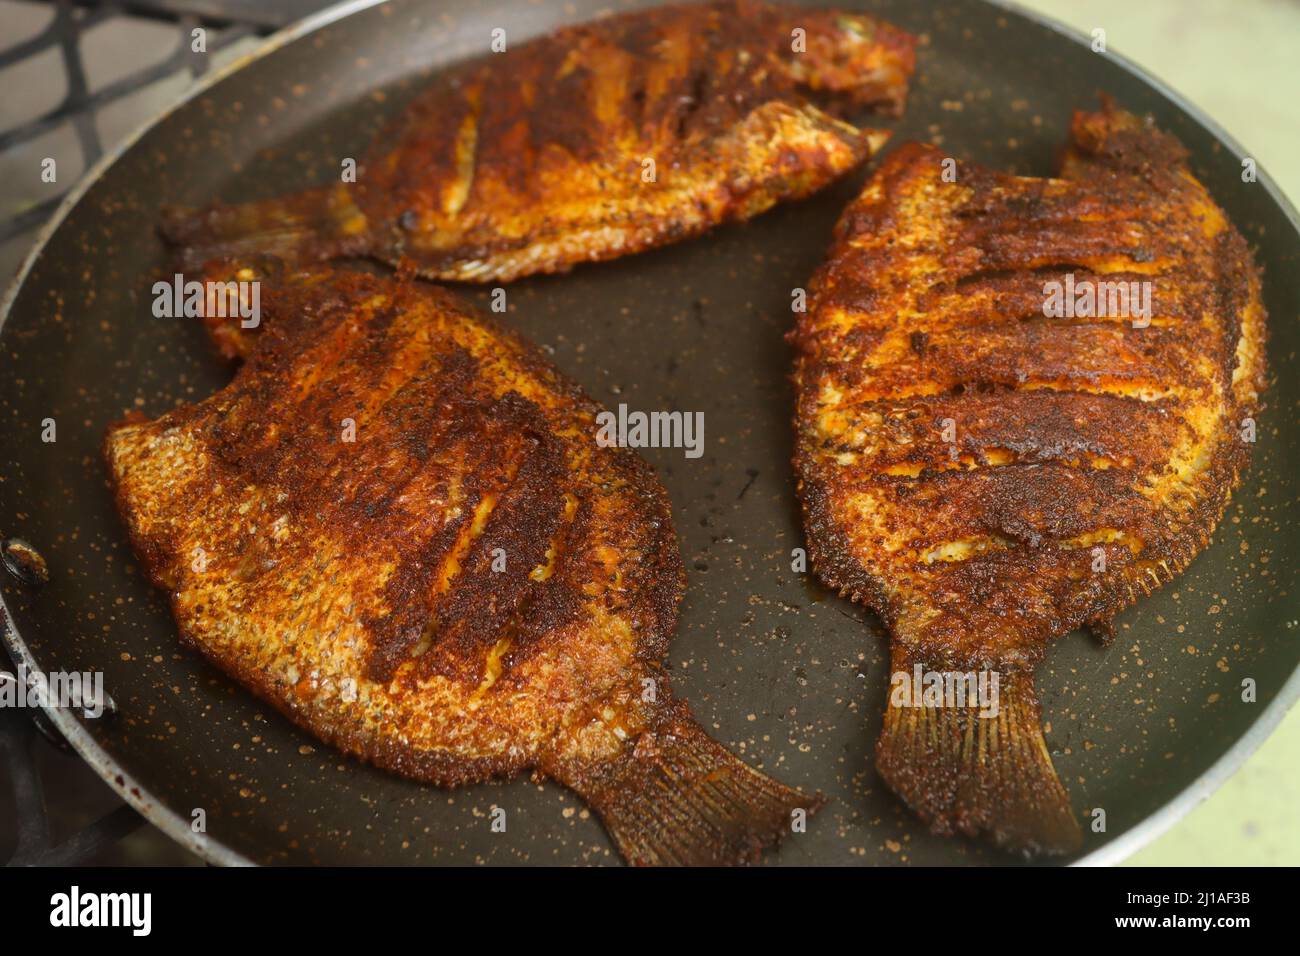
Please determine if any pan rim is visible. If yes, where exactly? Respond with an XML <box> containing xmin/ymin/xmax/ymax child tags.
<box><xmin>982</xmin><ymin>0</ymin><xmax>1300</xmax><ymax>867</ymax></box>
<box><xmin>0</xmin><ymin>0</ymin><xmax>393</xmax><ymax>870</ymax></box>
<box><xmin>2</xmin><ymin>0</ymin><xmax>1298</xmax><ymax>868</ymax></box>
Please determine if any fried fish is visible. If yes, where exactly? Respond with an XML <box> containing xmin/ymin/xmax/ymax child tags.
<box><xmin>161</xmin><ymin>0</ymin><xmax>915</xmax><ymax>282</ymax></box>
<box><xmin>105</xmin><ymin>266</ymin><xmax>820</xmax><ymax>865</ymax></box>
<box><xmin>791</xmin><ymin>102</ymin><xmax>1267</xmax><ymax>853</ymax></box>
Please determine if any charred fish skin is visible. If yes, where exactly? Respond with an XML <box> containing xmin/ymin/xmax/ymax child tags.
<box><xmin>160</xmin><ymin>0</ymin><xmax>915</xmax><ymax>283</ymax></box>
<box><xmin>792</xmin><ymin>101</ymin><xmax>1266</xmax><ymax>854</ymax></box>
<box><xmin>104</xmin><ymin>268</ymin><xmax>821</xmax><ymax>865</ymax></box>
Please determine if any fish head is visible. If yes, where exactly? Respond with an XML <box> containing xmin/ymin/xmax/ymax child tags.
<box><xmin>782</xmin><ymin>11</ymin><xmax>917</xmax><ymax>116</ymax></box>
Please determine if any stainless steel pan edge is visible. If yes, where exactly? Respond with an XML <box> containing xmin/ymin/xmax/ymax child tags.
<box><xmin>979</xmin><ymin>0</ymin><xmax>1300</xmax><ymax>866</ymax></box>
<box><xmin>0</xmin><ymin>0</ymin><xmax>394</xmax><ymax>869</ymax></box>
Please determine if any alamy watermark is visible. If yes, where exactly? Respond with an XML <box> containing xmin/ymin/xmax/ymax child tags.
<box><xmin>595</xmin><ymin>403</ymin><xmax>704</xmax><ymax>459</ymax></box>
<box><xmin>1</xmin><ymin>663</ymin><xmax>108</xmax><ymax>718</ymax></box>
<box><xmin>152</xmin><ymin>273</ymin><xmax>261</xmax><ymax>328</ymax></box>
<box><xmin>889</xmin><ymin>664</ymin><xmax>1000</xmax><ymax>718</ymax></box>
<box><xmin>50</xmin><ymin>886</ymin><xmax>151</xmax><ymax>936</ymax></box>
<box><xmin>1043</xmin><ymin>273</ymin><xmax>1153</xmax><ymax>328</ymax></box>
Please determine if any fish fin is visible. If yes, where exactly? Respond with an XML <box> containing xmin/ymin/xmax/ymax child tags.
<box><xmin>1086</xmin><ymin>616</ymin><xmax>1117</xmax><ymax>646</ymax></box>
<box><xmin>159</xmin><ymin>184</ymin><xmax>370</xmax><ymax>271</ymax></box>
<box><xmin>556</xmin><ymin>702</ymin><xmax>822</xmax><ymax>866</ymax></box>
<box><xmin>876</xmin><ymin>646</ymin><xmax>1082</xmax><ymax>855</ymax></box>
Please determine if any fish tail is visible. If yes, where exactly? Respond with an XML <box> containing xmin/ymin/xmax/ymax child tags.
<box><xmin>557</xmin><ymin>701</ymin><xmax>822</xmax><ymax>866</ymax></box>
<box><xmin>875</xmin><ymin>644</ymin><xmax>1082</xmax><ymax>855</ymax></box>
<box><xmin>159</xmin><ymin>184</ymin><xmax>370</xmax><ymax>271</ymax></box>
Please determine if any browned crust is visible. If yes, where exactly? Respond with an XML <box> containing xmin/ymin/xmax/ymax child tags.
<box><xmin>793</xmin><ymin>103</ymin><xmax>1267</xmax><ymax>671</ymax></box>
<box><xmin>161</xmin><ymin>1</ymin><xmax>915</xmax><ymax>282</ymax></box>
<box><xmin>105</xmin><ymin>270</ymin><xmax>825</xmax><ymax>863</ymax></box>
<box><xmin>363</xmin><ymin>1</ymin><xmax>915</xmax><ymax>280</ymax></box>
<box><xmin>791</xmin><ymin>103</ymin><xmax>1267</xmax><ymax>850</ymax></box>
<box><xmin>103</xmin><ymin>270</ymin><xmax>685</xmax><ymax>789</ymax></box>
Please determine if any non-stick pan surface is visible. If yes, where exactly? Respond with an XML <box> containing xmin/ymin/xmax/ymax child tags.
<box><xmin>2</xmin><ymin>0</ymin><xmax>1298</xmax><ymax>866</ymax></box>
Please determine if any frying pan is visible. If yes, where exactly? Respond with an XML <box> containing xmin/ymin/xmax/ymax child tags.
<box><xmin>2</xmin><ymin>0</ymin><xmax>1298</xmax><ymax>866</ymax></box>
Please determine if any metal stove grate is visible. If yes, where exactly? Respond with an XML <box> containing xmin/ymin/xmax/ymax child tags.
<box><xmin>0</xmin><ymin>663</ymin><xmax>144</xmax><ymax>865</ymax></box>
<box><xmin>0</xmin><ymin>0</ymin><xmax>340</xmax><ymax>246</ymax></box>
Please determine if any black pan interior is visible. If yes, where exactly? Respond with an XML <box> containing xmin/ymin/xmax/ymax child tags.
<box><xmin>2</xmin><ymin>0</ymin><xmax>1298</xmax><ymax>865</ymax></box>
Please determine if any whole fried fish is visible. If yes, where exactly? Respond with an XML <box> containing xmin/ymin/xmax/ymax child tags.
<box><xmin>105</xmin><ymin>267</ymin><xmax>820</xmax><ymax>865</ymax></box>
<box><xmin>161</xmin><ymin>0</ymin><xmax>914</xmax><ymax>282</ymax></box>
<box><xmin>792</xmin><ymin>102</ymin><xmax>1267</xmax><ymax>853</ymax></box>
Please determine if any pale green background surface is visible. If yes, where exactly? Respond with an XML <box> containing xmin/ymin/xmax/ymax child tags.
<box><xmin>1019</xmin><ymin>0</ymin><xmax>1299</xmax><ymax>867</ymax></box>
